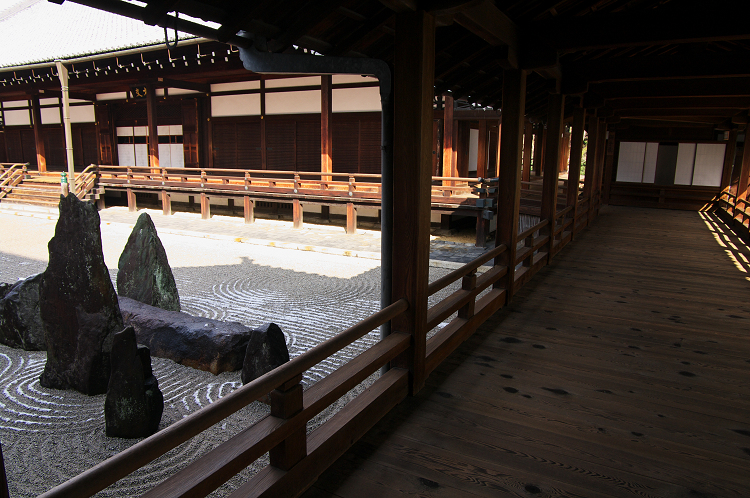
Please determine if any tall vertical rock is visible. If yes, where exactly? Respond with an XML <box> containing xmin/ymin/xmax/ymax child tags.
<box><xmin>39</xmin><ymin>193</ymin><xmax>123</xmax><ymax>395</ymax></box>
<box><xmin>105</xmin><ymin>326</ymin><xmax>163</xmax><ymax>438</ymax></box>
<box><xmin>117</xmin><ymin>213</ymin><xmax>180</xmax><ymax>312</ymax></box>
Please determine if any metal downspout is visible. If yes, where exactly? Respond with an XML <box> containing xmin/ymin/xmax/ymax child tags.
<box><xmin>237</xmin><ymin>43</ymin><xmax>395</xmax><ymax>363</ymax></box>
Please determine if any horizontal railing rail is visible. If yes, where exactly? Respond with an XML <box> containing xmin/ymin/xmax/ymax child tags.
<box><xmin>0</xmin><ymin>163</ymin><xmax>27</xmax><ymax>200</ymax></box>
<box><xmin>41</xmin><ymin>298</ymin><xmax>409</xmax><ymax>498</ymax></box>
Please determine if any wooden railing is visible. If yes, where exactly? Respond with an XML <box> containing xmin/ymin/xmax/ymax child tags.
<box><xmin>41</xmin><ymin>298</ymin><xmax>409</xmax><ymax>497</ymax></box>
<box><xmin>717</xmin><ymin>187</ymin><xmax>750</xmax><ymax>239</ymax></box>
<box><xmin>0</xmin><ymin>163</ymin><xmax>27</xmax><ymax>200</ymax></box>
<box><xmin>74</xmin><ymin>164</ymin><xmax>98</xmax><ymax>200</ymax></box>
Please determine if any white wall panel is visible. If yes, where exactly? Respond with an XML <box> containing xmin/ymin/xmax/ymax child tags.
<box><xmin>158</xmin><ymin>143</ymin><xmax>171</xmax><ymax>167</ymax></box>
<box><xmin>674</xmin><ymin>143</ymin><xmax>696</xmax><ymax>185</ymax></box>
<box><xmin>4</xmin><ymin>109</ymin><xmax>30</xmax><ymax>126</ymax></box>
<box><xmin>70</xmin><ymin>105</ymin><xmax>95</xmax><ymax>123</ymax></box>
<box><xmin>118</xmin><ymin>144</ymin><xmax>135</xmax><ymax>166</ymax></box>
<box><xmin>40</xmin><ymin>98</ymin><xmax>59</xmax><ymax>105</ymax></box>
<box><xmin>135</xmin><ymin>144</ymin><xmax>149</xmax><ymax>167</ymax></box>
<box><xmin>265</xmin><ymin>76</ymin><xmax>320</xmax><ymax>88</ymax></box>
<box><xmin>134</xmin><ymin>126</ymin><xmax>148</xmax><ymax>136</ymax></box>
<box><xmin>266</xmin><ymin>90</ymin><xmax>321</xmax><ymax>114</ymax></box>
<box><xmin>615</xmin><ymin>141</ymin><xmax>646</xmax><ymax>182</ymax></box>
<box><xmin>170</xmin><ymin>144</ymin><xmax>184</xmax><ymax>168</ymax></box>
<box><xmin>332</xmin><ymin>87</ymin><xmax>381</xmax><ymax>113</ymax></box>
<box><xmin>3</xmin><ymin>100</ymin><xmax>28</xmax><ymax>108</ymax></box>
<box><xmin>96</xmin><ymin>92</ymin><xmax>127</xmax><ymax>101</ymax></box>
<box><xmin>332</xmin><ymin>75</ymin><xmax>378</xmax><ymax>84</ymax></box>
<box><xmin>468</xmin><ymin>128</ymin><xmax>479</xmax><ymax>174</ymax></box>
<box><xmin>41</xmin><ymin>107</ymin><xmax>61</xmax><ymax>125</ymax></box>
<box><xmin>211</xmin><ymin>94</ymin><xmax>260</xmax><ymax>117</ymax></box>
<box><xmin>210</xmin><ymin>81</ymin><xmax>260</xmax><ymax>92</ymax></box>
<box><xmin>692</xmin><ymin>143</ymin><xmax>726</xmax><ymax>186</ymax></box>
<box><xmin>642</xmin><ymin>142</ymin><xmax>659</xmax><ymax>183</ymax></box>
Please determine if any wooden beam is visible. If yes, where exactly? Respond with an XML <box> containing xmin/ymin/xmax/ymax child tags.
<box><xmin>541</xmin><ymin>2</ymin><xmax>750</xmax><ymax>52</ymax></box>
<box><xmin>495</xmin><ymin>68</ymin><xmax>525</xmax><ymax>300</ymax></box>
<box><xmin>592</xmin><ymin>78</ymin><xmax>750</xmax><ymax>99</ymax></box>
<box><xmin>453</xmin><ymin>0</ymin><xmax>518</xmax><ymax>68</ymax></box>
<box><xmin>321</xmin><ymin>75</ymin><xmax>333</xmax><ymax>182</ymax></box>
<box><xmin>390</xmin><ymin>9</ymin><xmax>435</xmax><ymax>395</ymax></box>
<box><xmin>738</xmin><ymin>133</ymin><xmax>750</xmax><ymax>200</ymax></box>
<box><xmin>31</xmin><ymin>96</ymin><xmax>46</xmax><ymax>172</ymax></box>
<box><xmin>541</xmin><ymin>93</ymin><xmax>564</xmax><ymax>258</ymax></box>
<box><xmin>608</xmin><ymin>96</ymin><xmax>750</xmax><ymax>110</ymax></box>
<box><xmin>156</xmin><ymin>77</ymin><xmax>210</xmax><ymax>93</ymax></box>
<box><xmin>721</xmin><ymin>129</ymin><xmax>738</xmax><ymax>190</ymax></box>
<box><xmin>146</xmin><ymin>84</ymin><xmax>159</xmax><ymax>170</ymax></box>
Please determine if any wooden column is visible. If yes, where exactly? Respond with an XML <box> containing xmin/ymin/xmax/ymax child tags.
<box><xmin>146</xmin><ymin>84</ymin><xmax>159</xmax><ymax>170</ymax></box>
<box><xmin>260</xmin><ymin>78</ymin><xmax>267</xmax><ymax>170</ymax></box>
<box><xmin>244</xmin><ymin>197</ymin><xmax>255</xmax><ymax>223</ymax></box>
<box><xmin>293</xmin><ymin>199</ymin><xmax>303</xmax><ymax>228</ymax></box>
<box><xmin>601</xmin><ymin>128</ymin><xmax>616</xmax><ymax>205</ymax></box>
<box><xmin>559</xmin><ymin>126</ymin><xmax>571</xmax><ymax>173</ymax></box>
<box><xmin>346</xmin><ymin>202</ymin><xmax>357</xmax><ymax>234</ymax></box>
<box><xmin>582</xmin><ymin>115</ymin><xmax>599</xmax><ymax>201</ymax></box>
<box><xmin>533</xmin><ymin>124</ymin><xmax>543</xmax><ymax>177</ymax></box>
<box><xmin>567</xmin><ymin>107</ymin><xmax>586</xmax><ymax>212</ymax></box>
<box><xmin>31</xmin><ymin>96</ymin><xmax>46</xmax><ymax>172</ymax></box>
<box><xmin>522</xmin><ymin>120</ymin><xmax>532</xmax><ymax>187</ymax></box>
<box><xmin>540</xmin><ymin>93</ymin><xmax>564</xmax><ymax>259</ymax></box>
<box><xmin>391</xmin><ymin>9</ymin><xmax>435</xmax><ymax>395</ymax></box>
<box><xmin>161</xmin><ymin>191</ymin><xmax>171</xmax><ymax>216</ymax></box>
<box><xmin>455</xmin><ymin>121</ymin><xmax>470</xmax><ymax>177</ymax></box>
<box><xmin>127</xmin><ymin>188</ymin><xmax>137</xmax><ymax>212</ymax></box>
<box><xmin>494</xmin><ymin>68</ymin><xmax>526</xmax><ymax>301</ymax></box>
<box><xmin>442</xmin><ymin>95</ymin><xmax>454</xmax><ymax>185</ymax></box>
<box><xmin>721</xmin><ymin>129</ymin><xmax>738</xmax><ymax>191</ymax></box>
<box><xmin>321</xmin><ymin>75</ymin><xmax>333</xmax><ymax>182</ymax></box>
<box><xmin>476</xmin><ymin>120</ymin><xmax>488</xmax><ymax>179</ymax></box>
<box><xmin>200</xmin><ymin>193</ymin><xmax>210</xmax><ymax>219</ymax></box>
<box><xmin>494</xmin><ymin>122</ymin><xmax>503</xmax><ymax>178</ymax></box>
<box><xmin>269</xmin><ymin>374</ymin><xmax>306</xmax><ymax>470</ymax></box>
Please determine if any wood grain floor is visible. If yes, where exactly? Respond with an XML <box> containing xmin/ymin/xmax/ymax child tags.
<box><xmin>302</xmin><ymin>206</ymin><xmax>750</xmax><ymax>498</ymax></box>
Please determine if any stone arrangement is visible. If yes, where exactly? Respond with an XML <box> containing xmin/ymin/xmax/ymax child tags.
<box><xmin>105</xmin><ymin>326</ymin><xmax>163</xmax><ymax>438</ymax></box>
<box><xmin>0</xmin><ymin>273</ymin><xmax>45</xmax><ymax>351</ymax></box>
<box><xmin>242</xmin><ymin>323</ymin><xmax>289</xmax><ymax>385</ymax></box>
<box><xmin>117</xmin><ymin>213</ymin><xmax>181</xmax><ymax>312</ymax></box>
<box><xmin>119</xmin><ymin>296</ymin><xmax>252</xmax><ymax>375</ymax></box>
<box><xmin>39</xmin><ymin>193</ymin><xmax>123</xmax><ymax>395</ymax></box>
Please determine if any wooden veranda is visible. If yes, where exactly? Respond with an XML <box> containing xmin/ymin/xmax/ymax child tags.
<box><xmin>304</xmin><ymin>206</ymin><xmax>750</xmax><ymax>498</ymax></box>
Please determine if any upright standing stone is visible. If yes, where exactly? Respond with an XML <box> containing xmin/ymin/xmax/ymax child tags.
<box><xmin>117</xmin><ymin>213</ymin><xmax>180</xmax><ymax>311</ymax></box>
<box><xmin>0</xmin><ymin>273</ymin><xmax>46</xmax><ymax>350</ymax></box>
<box><xmin>39</xmin><ymin>193</ymin><xmax>123</xmax><ymax>395</ymax></box>
<box><xmin>242</xmin><ymin>323</ymin><xmax>290</xmax><ymax>385</ymax></box>
<box><xmin>105</xmin><ymin>326</ymin><xmax>163</xmax><ymax>438</ymax></box>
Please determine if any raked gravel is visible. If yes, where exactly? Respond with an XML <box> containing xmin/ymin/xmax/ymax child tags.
<box><xmin>0</xmin><ymin>212</ymin><xmax>471</xmax><ymax>497</ymax></box>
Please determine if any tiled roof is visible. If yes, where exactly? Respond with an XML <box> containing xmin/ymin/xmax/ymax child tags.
<box><xmin>0</xmin><ymin>0</ymin><xmax>195</xmax><ymax>68</ymax></box>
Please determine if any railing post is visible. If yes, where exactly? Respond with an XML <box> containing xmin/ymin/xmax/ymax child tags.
<box><xmin>346</xmin><ymin>202</ymin><xmax>357</xmax><ymax>234</ymax></box>
<box><xmin>126</xmin><ymin>167</ymin><xmax>136</xmax><ymax>212</ymax></box>
<box><xmin>269</xmin><ymin>374</ymin><xmax>306</xmax><ymax>471</ymax></box>
<box><xmin>457</xmin><ymin>271</ymin><xmax>477</xmax><ymax>320</ymax></box>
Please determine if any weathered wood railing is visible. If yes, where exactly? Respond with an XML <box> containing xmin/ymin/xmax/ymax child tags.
<box><xmin>41</xmin><ymin>298</ymin><xmax>409</xmax><ymax>498</ymax></box>
<box><xmin>513</xmin><ymin>218</ymin><xmax>549</xmax><ymax>289</ymax></box>
<box><xmin>0</xmin><ymin>163</ymin><xmax>27</xmax><ymax>200</ymax></box>
<box><xmin>74</xmin><ymin>164</ymin><xmax>98</xmax><ymax>201</ymax></box>
<box><xmin>717</xmin><ymin>187</ymin><xmax>750</xmax><ymax>239</ymax></box>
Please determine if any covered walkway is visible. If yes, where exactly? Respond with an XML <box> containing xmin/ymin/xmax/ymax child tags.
<box><xmin>305</xmin><ymin>206</ymin><xmax>750</xmax><ymax>498</ymax></box>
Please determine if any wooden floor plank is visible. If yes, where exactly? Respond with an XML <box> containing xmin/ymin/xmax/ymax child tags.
<box><xmin>302</xmin><ymin>207</ymin><xmax>750</xmax><ymax>498</ymax></box>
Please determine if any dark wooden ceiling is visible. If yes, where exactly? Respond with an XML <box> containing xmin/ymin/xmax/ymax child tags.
<box><xmin>41</xmin><ymin>0</ymin><xmax>750</xmax><ymax>131</ymax></box>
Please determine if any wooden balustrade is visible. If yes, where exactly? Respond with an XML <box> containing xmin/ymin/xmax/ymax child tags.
<box><xmin>717</xmin><ymin>187</ymin><xmax>750</xmax><ymax>239</ymax></box>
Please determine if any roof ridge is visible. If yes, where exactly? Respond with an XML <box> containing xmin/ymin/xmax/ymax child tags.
<box><xmin>0</xmin><ymin>0</ymin><xmax>42</xmax><ymax>23</ymax></box>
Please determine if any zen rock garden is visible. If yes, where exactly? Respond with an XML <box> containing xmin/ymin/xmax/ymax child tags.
<box><xmin>0</xmin><ymin>193</ymin><xmax>290</xmax><ymax>439</ymax></box>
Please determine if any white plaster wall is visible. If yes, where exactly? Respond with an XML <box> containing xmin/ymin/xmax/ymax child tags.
<box><xmin>332</xmin><ymin>87</ymin><xmax>381</xmax><ymax>113</ymax></box>
<box><xmin>41</xmin><ymin>107</ymin><xmax>61</xmax><ymax>125</ymax></box>
<box><xmin>3</xmin><ymin>109</ymin><xmax>30</xmax><ymax>126</ymax></box>
<box><xmin>96</xmin><ymin>92</ymin><xmax>128</xmax><ymax>101</ymax></box>
<box><xmin>468</xmin><ymin>128</ymin><xmax>479</xmax><ymax>174</ymax></box>
<box><xmin>211</xmin><ymin>94</ymin><xmax>261</xmax><ymax>117</ymax></box>
<box><xmin>168</xmin><ymin>88</ymin><xmax>200</xmax><ymax>96</ymax></box>
<box><xmin>70</xmin><ymin>105</ymin><xmax>95</xmax><ymax>123</ymax></box>
<box><xmin>3</xmin><ymin>100</ymin><xmax>28</xmax><ymax>108</ymax></box>
<box><xmin>266</xmin><ymin>90</ymin><xmax>321</xmax><ymax>114</ymax></box>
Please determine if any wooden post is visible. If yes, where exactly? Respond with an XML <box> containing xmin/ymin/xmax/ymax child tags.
<box><xmin>127</xmin><ymin>188</ymin><xmax>136</xmax><ymax>212</ymax></box>
<box><xmin>721</xmin><ymin>129</ymin><xmax>738</xmax><ymax>191</ymax></box>
<box><xmin>346</xmin><ymin>202</ymin><xmax>357</xmax><ymax>234</ymax></box>
<box><xmin>244</xmin><ymin>197</ymin><xmax>255</xmax><ymax>223</ymax></box>
<box><xmin>532</xmin><ymin>124</ymin><xmax>543</xmax><ymax>177</ymax></box>
<box><xmin>390</xmin><ymin>9</ymin><xmax>435</xmax><ymax>395</ymax></box>
<box><xmin>560</xmin><ymin>126</ymin><xmax>571</xmax><ymax>173</ymax></box>
<box><xmin>161</xmin><ymin>191</ymin><xmax>171</xmax><ymax>216</ymax></box>
<box><xmin>541</xmin><ymin>93</ymin><xmax>564</xmax><ymax>259</ymax></box>
<box><xmin>456</xmin><ymin>121</ymin><xmax>470</xmax><ymax>178</ymax></box>
<box><xmin>457</xmin><ymin>271</ymin><xmax>477</xmax><ymax>319</ymax></box>
<box><xmin>567</xmin><ymin>107</ymin><xmax>586</xmax><ymax>228</ymax></box>
<box><xmin>522</xmin><ymin>119</ymin><xmax>532</xmax><ymax>187</ymax></box>
<box><xmin>269</xmin><ymin>374</ymin><xmax>306</xmax><ymax>471</ymax></box>
<box><xmin>293</xmin><ymin>198</ymin><xmax>303</xmax><ymax>228</ymax></box>
<box><xmin>477</xmin><ymin>120</ymin><xmax>487</xmax><ymax>179</ymax></box>
<box><xmin>601</xmin><ymin>128</ymin><xmax>616</xmax><ymax>205</ymax></box>
<box><xmin>146</xmin><ymin>84</ymin><xmax>159</xmax><ymax>171</ymax></box>
<box><xmin>31</xmin><ymin>96</ymin><xmax>46</xmax><ymax>172</ymax></box>
<box><xmin>583</xmin><ymin>115</ymin><xmax>599</xmax><ymax>202</ymax></box>
<box><xmin>494</xmin><ymin>122</ymin><xmax>502</xmax><ymax>178</ymax></box>
<box><xmin>321</xmin><ymin>75</ymin><xmax>333</xmax><ymax>182</ymax></box>
<box><xmin>442</xmin><ymin>94</ymin><xmax>454</xmax><ymax>185</ymax></box>
<box><xmin>495</xmin><ymin>68</ymin><xmax>526</xmax><ymax>301</ymax></box>
<box><xmin>200</xmin><ymin>193</ymin><xmax>210</xmax><ymax>219</ymax></box>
